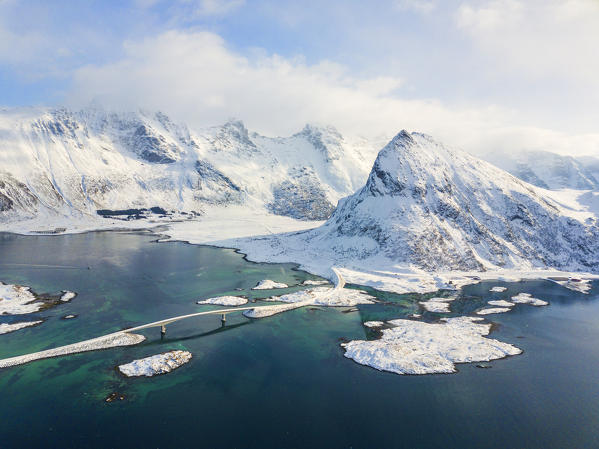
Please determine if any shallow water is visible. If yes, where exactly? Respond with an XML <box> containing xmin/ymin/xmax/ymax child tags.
<box><xmin>0</xmin><ymin>231</ymin><xmax>598</xmax><ymax>448</ymax></box>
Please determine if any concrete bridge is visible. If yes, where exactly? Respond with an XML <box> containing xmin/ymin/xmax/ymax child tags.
<box><xmin>0</xmin><ymin>305</ymin><xmax>265</xmax><ymax>369</ymax></box>
<box><xmin>0</xmin><ymin>267</ymin><xmax>343</xmax><ymax>369</ymax></box>
<box><xmin>126</xmin><ymin>305</ymin><xmax>261</xmax><ymax>336</ymax></box>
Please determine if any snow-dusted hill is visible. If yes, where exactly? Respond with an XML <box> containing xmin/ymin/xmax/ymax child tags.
<box><xmin>318</xmin><ymin>131</ymin><xmax>599</xmax><ymax>272</ymax></box>
<box><xmin>192</xmin><ymin>130</ymin><xmax>599</xmax><ymax>293</ymax></box>
<box><xmin>0</xmin><ymin>107</ymin><xmax>377</xmax><ymax>223</ymax></box>
<box><xmin>484</xmin><ymin>150</ymin><xmax>599</xmax><ymax>191</ymax></box>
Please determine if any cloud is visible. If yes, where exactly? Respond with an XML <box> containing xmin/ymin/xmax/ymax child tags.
<box><xmin>456</xmin><ymin>0</ymin><xmax>599</xmax><ymax>86</ymax></box>
<box><xmin>66</xmin><ymin>29</ymin><xmax>599</xmax><ymax>157</ymax></box>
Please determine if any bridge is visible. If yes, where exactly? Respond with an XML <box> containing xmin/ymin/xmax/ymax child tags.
<box><xmin>127</xmin><ymin>305</ymin><xmax>261</xmax><ymax>335</ymax></box>
<box><xmin>0</xmin><ymin>267</ymin><xmax>344</xmax><ymax>369</ymax></box>
<box><xmin>0</xmin><ymin>305</ymin><xmax>264</xmax><ymax>369</ymax></box>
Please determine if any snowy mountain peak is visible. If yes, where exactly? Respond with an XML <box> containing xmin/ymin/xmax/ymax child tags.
<box><xmin>320</xmin><ymin>131</ymin><xmax>599</xmax><ymax>272</ymax></box>
<box><xmin>293</xmin><ymin>123</ymin><xmax>345</xmax><ymax>162</ymax></box>
<box><xmin>214</xmin><ymin>119</ymin><xmax>257</xmax><ymax>150</ymax></box>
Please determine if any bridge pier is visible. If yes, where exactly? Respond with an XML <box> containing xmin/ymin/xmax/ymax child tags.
<box><xmin>161</xmin><ymin>325</ymin><xmax>166</xmax><ymax>337</ymax></box>
<box><xmin>221</xmin><ymin>313</ymin><xmax>226</xmax><ymax>327</ymax></box>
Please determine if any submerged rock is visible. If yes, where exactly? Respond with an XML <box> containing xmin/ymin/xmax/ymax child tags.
<box><xmin>118</xmin><ymin>350</ymin><xmax>192</xmax><ymax>377</ymax></box>
<box><xmin>104</xmin><ymin>392</ymin><xmax>126</xmax><ymax>403</ymax></box>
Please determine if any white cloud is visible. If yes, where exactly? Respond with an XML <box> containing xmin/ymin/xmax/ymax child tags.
<box><xmin>456</xmin><ymin>0</ymin><xmax>599</xmax><ymax>86</ymax></box>
<box><xmin>67</xmin><ymin>29</ymin><xmax>599</xmax><ymax>156</ymax></box>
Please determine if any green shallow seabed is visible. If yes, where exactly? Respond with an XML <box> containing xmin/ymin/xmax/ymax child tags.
<box><xmin>0</xmin><ymin>231</ymin><xmax>598</xmax><ymax>448</ymax></box>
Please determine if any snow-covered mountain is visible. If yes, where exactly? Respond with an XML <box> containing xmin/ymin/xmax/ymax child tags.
<box><xmin>0</xmin><ymin>107</ymin><xmax>377</xmax><ymax>222</ymax></box>
<box><xmin>484</xmin><ymin>150</ymin><xmax>599</xmax><ymax>191</ymax></box>
<box><xmin>241</xmin><ymin>131</ymin><xmax>599</xmax><ymax>276</ymax></box>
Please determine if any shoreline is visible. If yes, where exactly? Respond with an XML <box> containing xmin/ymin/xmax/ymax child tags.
<box><xmin>1</xmin><ymin>214</ymin><xmax>597</xmax><ymax>297</ymax></box>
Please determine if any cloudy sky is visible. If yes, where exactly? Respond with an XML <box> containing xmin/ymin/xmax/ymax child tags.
<box><xmin>1</xmin><ymin>0</ymin><xmax>598</xmax><ymax>156</ymax></box>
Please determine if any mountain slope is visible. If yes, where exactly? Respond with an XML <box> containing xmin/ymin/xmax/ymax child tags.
<box><xmin>484</xmin><ymin>150</ymin><xmax>599</xmax><ymax>191</ymax></box>
<box><xmin>0</xmin><ymin>107</ymin><xmax>376</xmax><ymax>222</ymax></box>
<box><xmin>313</xmin><ymin>131</ymin><xmax>599</xmax><ymax>272</ymax></box>
<box><xmin>215</xmin><ymin>131</ymin><xmax>599</xmax><ymax>286</ymax></box>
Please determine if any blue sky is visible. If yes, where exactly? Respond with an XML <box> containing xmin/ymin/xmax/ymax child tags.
<box><xmin>1</xmin><ymin>0</ymin><xmax>599</xmax><ymax>155</ymax></box>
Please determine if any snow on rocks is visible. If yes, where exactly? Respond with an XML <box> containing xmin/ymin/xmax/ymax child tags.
<box><xmin>301</xmin><ymin>279</ymin><xmax>329</xmax><ymax>286</ymax></box>
<box><xmin>118</xmin><ymin>350</ymin><xmax>192</xmax><ymax>377</ymax></box>
<box><xmin>0</xmin><ymin>282</ymin><xmax>41</xmax><ymax>315</ymax></box>
<box><xmin>364</xmin><ymin>321</ymin><xmax>384</xmax><ymax>328</ymax></box>
<box><xmin>341</xmin><ymin>317</ymin><xmax>522</xmax><ymax>375</ymax></box>
<box><xmin>548</xmin><ymin>278</ymin><xmax>592</xmax><ymax>294</ymax></box>
<box><xmin>60</xmin><ymin>291</ymin><xmax>77</xmax><ymax>302</ymax></box>
<box><xmin>252</xmin><ymin>280</ymin><xmax>289</xmax><ymax>290</ymax></box>
<box><xmin>419</xmin><ymin>297</ymin><xmax>455</xmax><ymax>313</ymax></box>
<box><xmin>476</xmin><ymin>307</ymin><xmax>511</xmax><ymax>315</ymax></box>
<box><xmin>487</xmin><ymin>300</ymin><xmax>514</xmax><ymax>307</ymax></box>
<box><xmin>490</xmin><ymin>286</ymin><xmax>508</xmax><ymax>292</ymax></box>
<box><xmin>511</xmin><ymin>293</ymin><xmax>548</xmax><ymax>306</ymax></box>
<box><xmin>0</xmin><ymin>321</ymin><xmax>42</xmax><ymax>335</ymax></box>
<box><xmin>196</xmin><ymin>296</ymin><xmax>248</xmax><ymax>306</ymax></box>
<box><xmin>272</xmin><ymin>286</ymin><xmax>375</xmax><ymax>307</ymax></box>
<box><xmin>245</xmin><ymin>286</ymin><xmax>375</xmax><ymax>318</ymax></box>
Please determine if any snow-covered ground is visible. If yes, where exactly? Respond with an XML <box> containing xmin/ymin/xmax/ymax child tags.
<box><xmin>419</xmin><ymin>297</ymin><xmax>455</xmax><ymax>313</ymax></box>
<box><xmin>196</xmin><ymin>296</ymin><xmax>248</xmax><ymax>306</ymax></box>
<box><xmin>266</xmin><ymin>286</ymin><xmax>375</xmax><ymax>307</ymax></box>
<box><xmin>244</xmin><ymin>283</ymin><xmax>375</xmax><ymax>318</ymax></box>
<box><xmin>0</xmin><ymin>321</ymin><xmax>42</xmax><ymax>335</ymax></box>
<box><xmin>364</xmin><ymin>321</ymin><xmax>384</xmax><ymax>328</ymax></box>
<box><xmin>60</xmin><ymin>291</ymin><xmax>76</xmax><ymax>302</ymax></box>
<box><xmin>252</xmin><ymin>279</ymin><xmax>289</xmax><ymax>290</ymax></box>
<box><xmin>547</xmin><ymin>277</ymin><xmax>592</xmax><ymax>294</ymax></box>
<box><xmin>487</xmin><ymin>300</ymin><xmax>514</xmax><ymax>307</ymax></box>
<box><xmin>511</xmin><ymin>293</ymin><xmax>548</xmax><ymax>306</ymax></box>
<box><xmin>301</xmin><ymin>279</ymin><xmax>329</xmax><ymax>286</ymax></box>
<box><xmin>163</xmin><ymin>214</ymin><xmax>599</xmax><ymax>297</ymax></box>
<box><xmin>342</xmin><ymin>316</ymin><xmax>522</xmax><ymax>375</ymax></box>
<box><xmin>0</xmin><ymin>282</ymin><xmax>42</xmax><ymax>315</ymax></box>
<box><xmin>118</xmin><ymin>350</ymin><xmax>192</xmax><ymax>377</ymax></box>
<box><xmin>476</xmin><ymin>307</ymin><xmax>511</xmax><ymax>315</ymax></box>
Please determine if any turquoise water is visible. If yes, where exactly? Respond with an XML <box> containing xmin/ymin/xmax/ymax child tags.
<box><xmin>0</xmin><ymin>231</ymin><xmax>598</xmax><ymax>448</ymax></box>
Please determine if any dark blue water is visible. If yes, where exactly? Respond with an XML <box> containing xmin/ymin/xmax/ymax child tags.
<box><xmin>0</xmin><ymin>231</ymin><xmax>598</xmax><ymax>448</ymax></box>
